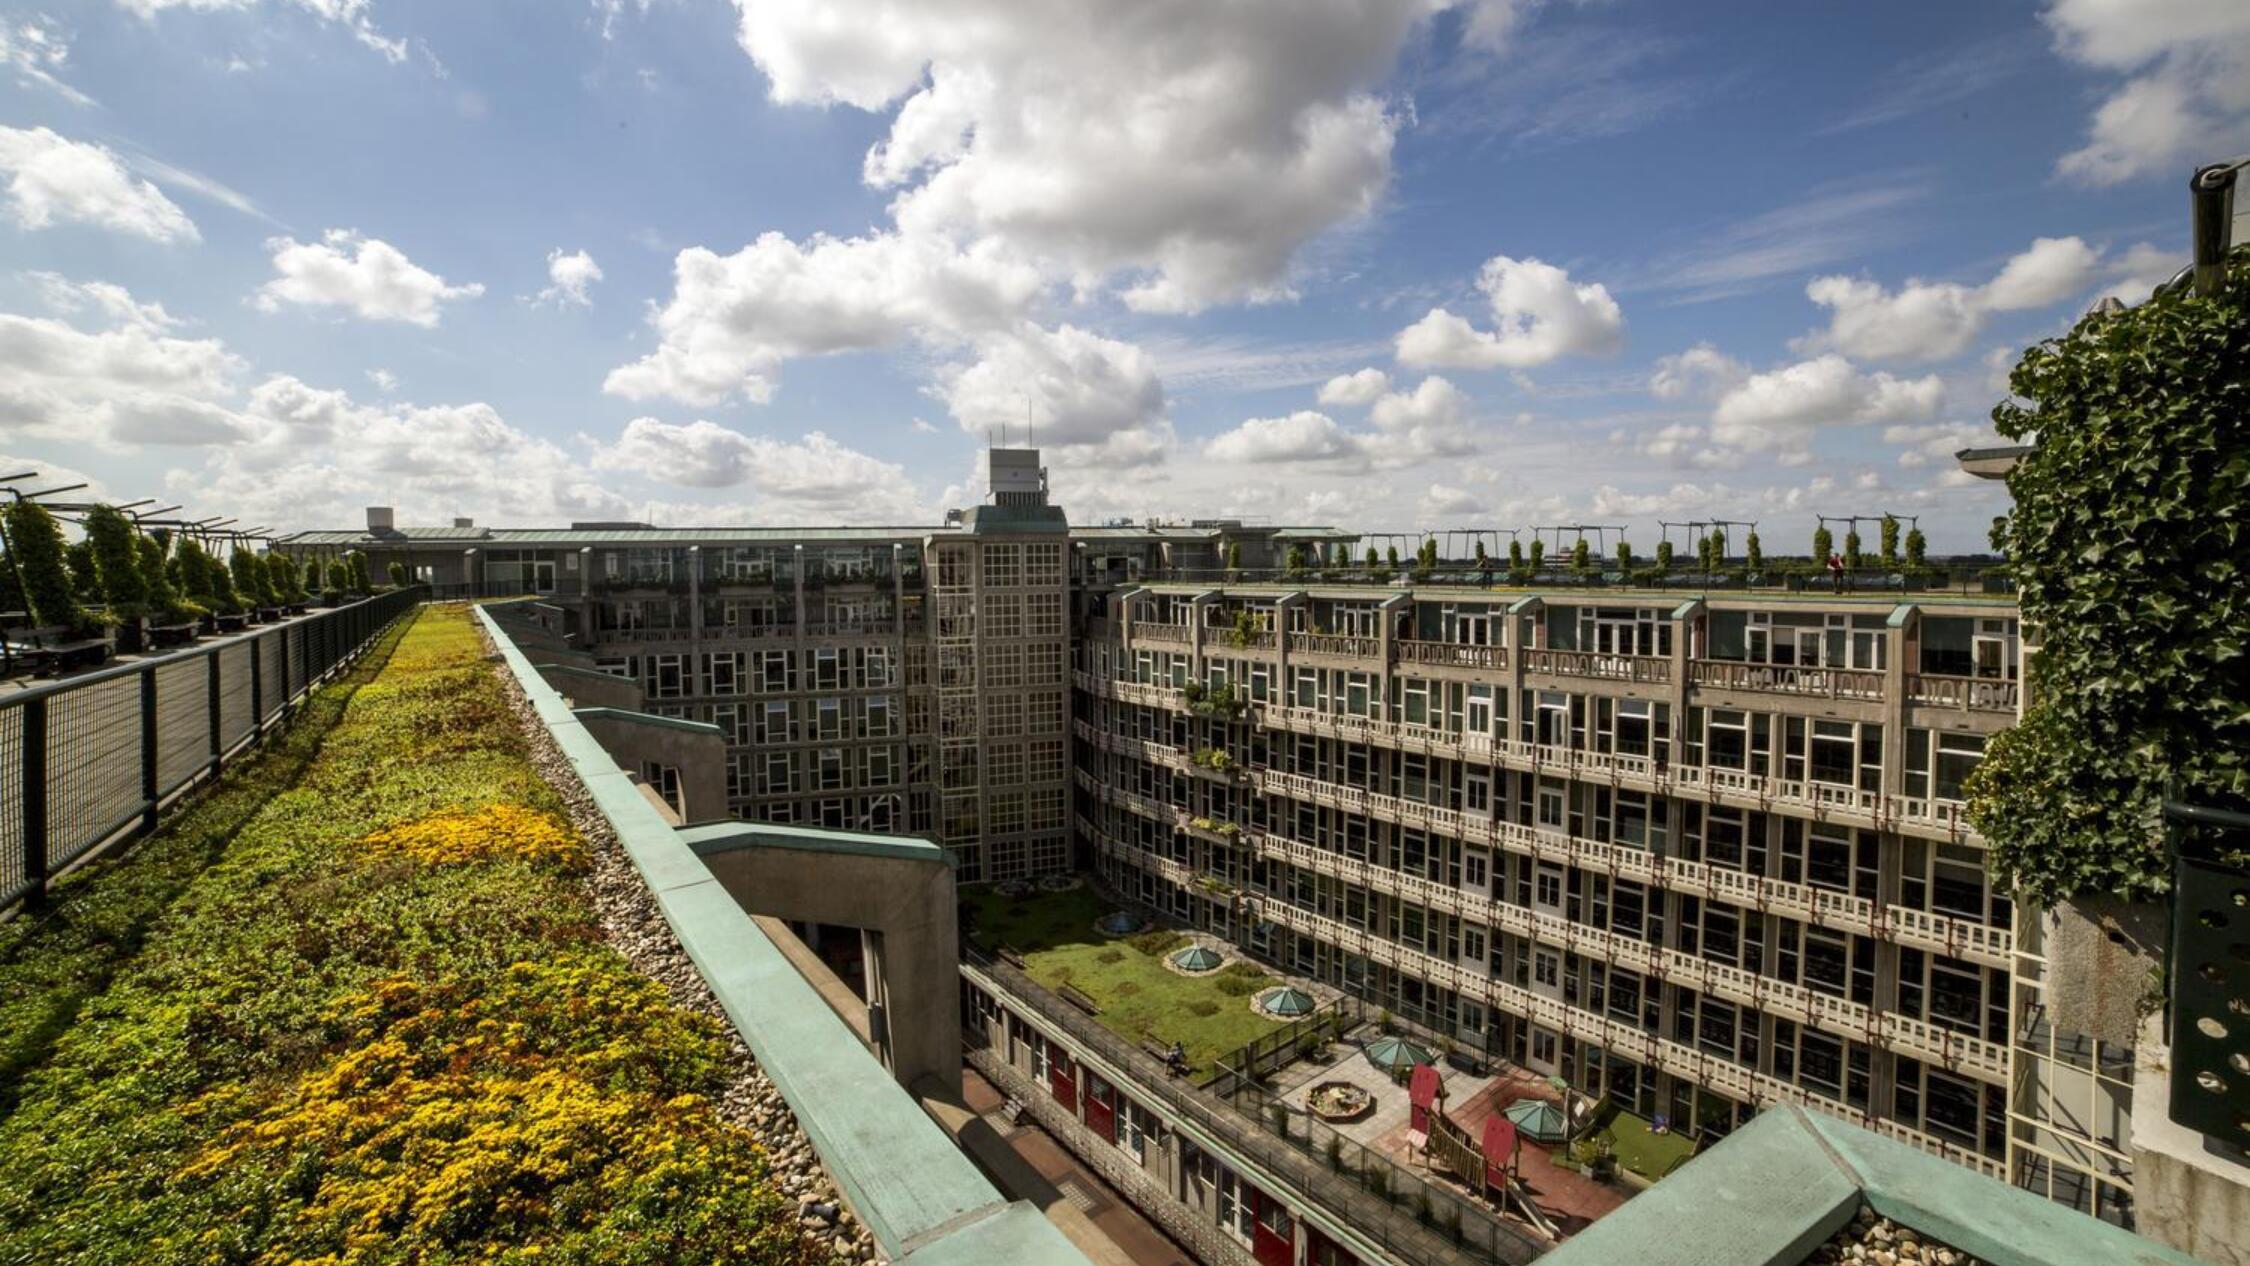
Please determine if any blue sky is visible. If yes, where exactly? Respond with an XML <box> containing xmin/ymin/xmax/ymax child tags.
<box><xmin>3</xmin><ymin>0</ymin><xmax>2244</xmax><ymax>551</ymax></box>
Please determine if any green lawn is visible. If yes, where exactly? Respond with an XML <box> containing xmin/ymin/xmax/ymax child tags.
<box><xmin>1562</xmin><ymin>1102</ymin><xmax>1699</xmax><ymax>1180</ymax></box>
<box><xmin>962</xmin><ymin>885</ymin><xmax>1283</xmax><ymax>1079</ymax></box>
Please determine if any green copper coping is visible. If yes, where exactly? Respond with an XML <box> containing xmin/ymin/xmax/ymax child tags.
<box><xmin>1541</xmin><ymin>1105</ymin><xmax>2196</xmax><ymax>1266</ymax></box>
<box><xmin>679</xmin><ymin>820</ymin><xmax>957</xmax><ymax>869</ymax></box>
<box><xmin>569</xmin><ymin>706</ymin><xmax>724</xmax><ymax>737</ymax></box>
<box><xmin>531</xmin><ymin>661</ymin><xmax>625</xmax><ymax>685</ymax></box>
<box><xmin>476</xmin><ymin>603</ymin><xmax>1091</xmax><ymax>1266</ymax></box>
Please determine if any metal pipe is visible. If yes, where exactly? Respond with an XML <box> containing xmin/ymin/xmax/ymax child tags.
<box><xmin>2191</xmin><ymin>159</ymin><xmax>2246</xmax><ymax>296</ymax></box>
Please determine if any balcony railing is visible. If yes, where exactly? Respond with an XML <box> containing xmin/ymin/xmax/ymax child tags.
<box><xmin>1</xmin><ymin>588</ymin><xmax>422</xmax><ymax>912</ymax></box>
<box><xmin>1688</xmin><ymin>659</ymin><xmax>1885</xmax><ymax>701</ymax></box>
<box><xmin>1395</xmin><ymin>639</ymin><xmax>1506</xmax><ymax>672</ymax></box>
<box><xmin>1520</xmin><ymin>647</ymin><xmax>1671</xmax><ymax>684</ymax></box>
<box><xmin>1286</xmin><ymin>631</ymin><xmax>1382</xmax><ymax>659</ymax></box>
<box><xmin>1905</xmin><ymin>673</ymin><xmax>2019</xmax><ymax>713</ymax></box>
<box><xmin>1132</xmin><ymin>621</ymin><xmax>1191</xmax><ymax>645</ymax></box>
<box><xmin>1083</xmin><ymin>825</ymin><xmax>2005</xmax><ymax>1179</ymax></box>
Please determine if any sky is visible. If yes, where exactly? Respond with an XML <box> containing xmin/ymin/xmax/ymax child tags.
<box><xmin>2</xmin><ymin>0</ymin><xmax>2245</xmax><ymax>553</ymax></box>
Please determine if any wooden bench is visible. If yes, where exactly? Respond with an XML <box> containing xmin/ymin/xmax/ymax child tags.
<box><xmin>1057</xmin><ymin>983</ymin><xmax>1102</xmax><ymax>1017</ymax></box>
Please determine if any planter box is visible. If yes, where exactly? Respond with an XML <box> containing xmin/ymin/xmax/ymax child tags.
<box><xmin>215</xmin><ymin>612</ymin><xmax>249</xmax><ymax>633</ymax></box>
<box><xmin>149</xmin><ymin>622</ymin><xmax>199</xmax><ymax>650</ymax></box>
<box><xmin>111</xmin><ymin>619</ymin><xmax>148</xmax><ymax>655</ymax></box>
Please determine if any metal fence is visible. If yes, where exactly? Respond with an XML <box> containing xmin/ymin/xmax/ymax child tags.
<box><xmin>963</xmin><ymin>948</ymin><xmax>1545</xmax><ymax>1265</ymax></box>
<box><xmin>0</xmin><ymin>588</ymin><xmax>422</xmax><ymax>911</ymax></box>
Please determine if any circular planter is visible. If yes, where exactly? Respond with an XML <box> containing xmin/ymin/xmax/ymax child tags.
<box><xmin>1094</xmin><ymin>910</ymin><xmax>1150</xmax><ymax>936</ymax></box>
<box><xmin>1038</xmin><ymin>873</ymin><xmax>1081</xmax><ymax>893</ymax></box>
<box><xmin>1305</xmin><ymin>1081</ymin><xmax>1374</xmax><ymax>1123</ymax></box>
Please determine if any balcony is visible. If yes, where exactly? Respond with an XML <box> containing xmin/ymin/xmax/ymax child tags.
<box><xmin>1905</xmin><ymin>672</ymin><xmax>2020</xmax><ymax>713</ymax></box>
<box><xmin>1081</xmin><ymin>770</ymin><xmax>2008</xmax><ymax>1077</ymax></box>
<box><xmin>1082</xmin><ymin>676</ymin><xmax>1979</xmax><ymax>842</ymax></box>
<box><xmin>1395</xmin><ymin>638</ymin><xmax>1507</xmax><ymax>672</ymax></box>
<box><xmin>1520</xmin><ymin>647</ymin><xmax>1671</xmax><ymax>684</ymax></box>
<box><xmin>1688</xmin><ymin>658</ymin><xmax>1885</xmax><ymax>702</ymax></box>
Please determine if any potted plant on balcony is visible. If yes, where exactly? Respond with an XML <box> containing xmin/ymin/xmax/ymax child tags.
<box><xmin>206</xmin><ymin>549</ymin><xmax>247</xmax><ymax>631</ymax></box>
<box><xmin>323</xmin><ymin>559</ymin><xmax>348</xmax><ymax>605</ymax></box>
<box><xmin>231</xmin><ymin>547</ymin><xmax>281</xmax><ymax>621</ymax></box>
<box><xmin>345</xmin><ymin>550</ymin><xmax>372</xmax><ymax>596</ymax></box>
<box><xmin>270</xmin><ymin>552</ymin><xmax>310</xmax><ymax>611</ymax></box>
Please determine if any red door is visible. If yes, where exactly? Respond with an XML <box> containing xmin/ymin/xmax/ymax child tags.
<box><xmin>1251</xmin><ymin>1193</ymin><xmax>1294</xmax><ymax>1266</ymax></box>
<box><xmin>1047</xmin><ymin>1041</ymin><xmax>1077</xmax><ymax>1112</ymax></box>
<box><xmin>1085</xmin><ymin>1074</ymin><xmax>1117</xmax><ymax>1143</ymax></box>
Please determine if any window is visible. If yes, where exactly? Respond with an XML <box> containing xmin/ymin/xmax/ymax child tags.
<box><xmin>1025</xmin><ymin>592</ymin><xmax>1064</xmax><ymax>637</ymax></box>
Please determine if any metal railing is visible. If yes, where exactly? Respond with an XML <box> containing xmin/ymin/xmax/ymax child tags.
<box><xmin>0</xmin><ymin>587</ymin><xmax>422</xmax><ymax>911</ymax></box>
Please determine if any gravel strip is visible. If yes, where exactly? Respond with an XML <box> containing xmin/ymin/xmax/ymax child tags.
<box><xmin>1805</xmin><ymin>1205</ymin><xmax>1984</xmax><ymax>1266</ymax></box>
<box><xmin>483</xmin><ymin>635</ymin><xmax>885</xmax><ymax>1264</ymax></box>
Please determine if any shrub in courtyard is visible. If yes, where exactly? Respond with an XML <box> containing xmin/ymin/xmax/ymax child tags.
<box><xmin>1096</xmin><ymin>947</ymin><xmax>1124</xmax><ymax>965</ymax></box>
<box><xmin>1189</xmin><ymin>1000</ymin><xmax>1219</xmax><ymax>1018</ymax></box>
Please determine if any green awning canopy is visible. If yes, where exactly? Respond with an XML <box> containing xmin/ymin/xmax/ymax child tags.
<box><xmin>1506</xmin><ymin>1098</ymin><xmax>1569</xmax><ymax>1143</ymax></box>
<box><xmin>1260</xmin><ymin>986</ymin><xmax>1314</xmax><ymax>1016</ymax></box>
<box><xmin>1171</xmin><ymin>945</ymin><xmax>1223</xmax><ymax>971</ymax></box>
<box><xmin>1363</xmin><ymin>1035</ymin><xmax>1434</xmax><ymax>1072</ymax></box>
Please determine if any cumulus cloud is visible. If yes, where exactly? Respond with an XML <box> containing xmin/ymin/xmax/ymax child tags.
<box><xmin>733</xmin><ymin>0</ymin><xmax>1441</xmax><ymax>313</ymax></box>
<box><xmin>1800</xmin><ymin>236</ymin><xmax>2104</xmax><ymax>362</ymax></box>
<box><xmin>937</xmin><ymin>322</ymin><xmax>1167</xmax><ymax>461</ymax></box>
<box><xmin>1395</xmin><ymin>254</ymin><xmax>1623</xmax><ymax>370</ymax></box>
<box><xmin>1317</xmin><ymin>367</ymin><xmax>1391</xmax><ymax>407</ymax></box>
<box><xmin>0</xmin><ymin>126</ymin><xmax>197</xmax><ymax>243</ymax></box>
<box><xmin>1200</xmin><ymin>374</ymin><xmax>1479</xmax><ymax>470</ymax></box>
<box><xmin>591</xmin><ymin>418</ymin><xmax>928</xmax><ymax>519</ymax></box>
<box><xmin>253</xmin><ymin>230</ymin><xmax>484</xmax><ymax>326</ymax></box>
<box><xmin>0</xmin><ymin>285</ymin><xmax>256</xmax><ymax>449</ymax></box>
<box><xmin>2044</xmin><ymin>0</ymin><xmax>2250</xmax><ymax>185</ymax></box>
<box><xmin>606</xmin><ymin>230</ymin><xmax>1040</xmax><ymax>407</ymax></box>
<box><xmin>1709</xmin><ymin>354</ymin><xmax>1942</xmax><ymax>462</ymax></box>
<box><xmin>1368</xmin><ymin>375</ymin><xmax>1479</xmax><ymax>458</ymax></box>
<box><xmin>1203</xmin><ymin>410</ymin><xmax>1363</xmax><ymax>465</ymax></box>
<box><xmin>534</xmin><ymin>248</ymin><xmax>603</xmax><ymax>308</ymax></box>
<box><xmin>1648</xmin><ymin>343</ymin><xmax>1747</xmax><ymax>401</ymax></box>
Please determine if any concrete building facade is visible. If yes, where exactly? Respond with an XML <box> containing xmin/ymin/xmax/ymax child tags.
<box><xmin>277</xmin><ymin>453</ymin><xmax>2141</xmax><ymax>1240</ymax></box>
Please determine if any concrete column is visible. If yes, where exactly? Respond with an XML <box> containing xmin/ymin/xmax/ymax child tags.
<box><xmin>578</xmin><ymin>548</ymin><xmax>594</xmax><ymax>634</ymax></box>
<box><xmin>793</xmin><ymin>544</ymin><xmax>807</xmax><ymax>639</ymax></box>
<box><xmin>688</xmin><ymin>545</ymin><xmax>703</xmax><ymax>642</ymax></box>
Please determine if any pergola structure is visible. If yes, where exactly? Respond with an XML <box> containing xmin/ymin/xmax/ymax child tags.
<box><xmin>1531</xmin><ymin>524</ymin><xmax>1630</xmax><ymax>554</ymax></box>
<box><xmin>1814</xmin><ymin>512</ymin><xmax>1919</xmax><ymax>559</ymax></box>
<box><xmin>1658</xmin><ymin>518</ymin><xmax>1758</xmax><ymax>556</ymax></box>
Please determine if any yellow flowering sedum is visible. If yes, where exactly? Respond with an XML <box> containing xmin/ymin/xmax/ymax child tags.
<box><xmin>362</xmin><ymin>804</ymin><xmax>586</xmax><ymax>869</ymax></box>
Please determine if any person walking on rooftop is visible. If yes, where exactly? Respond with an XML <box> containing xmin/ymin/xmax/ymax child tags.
<box><xmin>1827</xmin><ymin>551</ymin><xmax>1845</xmax><ymax>594</ymax></box>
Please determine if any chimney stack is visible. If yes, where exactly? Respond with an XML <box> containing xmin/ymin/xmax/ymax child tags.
<box><xmin>366</xmin><ymin>506</ymin><xmax>395</xmax><ymax>533</ymax></box>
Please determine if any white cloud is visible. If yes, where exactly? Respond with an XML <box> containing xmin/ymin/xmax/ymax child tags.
<box><xmin>0</xmin><ymin>292</ymin><xmax>254</xmax><ymax>449</ymax></box>
<box><xmin>29</xmin><ymin>272</ymin><xmax>181</xmax><ymax>332</ymax></box>
<box><xmin>1367</xmin><ymin>375</ymin><xmax>1478</xmax><ymax>460</ymax></box>
<box><xmin>1203</xmin><ymin>410</ymin><xmax>1363</xmax><ymax>465</ymax></box>
<box><xmin>1983</xmin><ymin>235</ymin><xmax>2104</xmax><ymax>309</ymax></box>
<box><xmin>117</xmin><ymin>0</ymin><xmax>409</xmax><ymax>63</ymax></box>
<box><xmin>606</xmin><ymin>230</ymin><xmax>1040</xmax><ymax>407</ymax></box>
<box><xmin>1883</xmin><ymin>422</ymin><xmax>2003</xmax><ymax>469</ymax></box>
<box><xmin>2</xmin><ymin>18</ymin><xmax>93</xmax><ymax>106</ymax></box>
<box><xmin>591</xmin><ymin>418</ymin><xmax>929</xmax><ymax>520</ymax></box>
<box><xmin>1316</xmin><ymin>367</ymin><xmax>1391</xmax><ymax>407</ymax></box>
<box><xmin>1709</xmin><ymin>354</ymin><xmax>1942</xmax><ymax>461</ymax></box>
<box><xmin>1395</xmin><ymin>255</ymin><xmax>1623</xmax><ymax>370</ymax></box>
<box><xmin>1628</xmin><ymin>421</ymin><xmax>1734</xmax><ymax>470</ymax></box>
<box><xmin>1648</xmin><ymin>343</ymin><xmax>1746</xmax><ymax>400</ymax></box>
<box><xmin>2045</xmin><ymin>0</ymin><xmax>2250</xmax><ymax>185</ymax></box>
<box><xmin>0</xmin><ymin>126</ymin><xmax>197</xmax><ymax>243</ymax></box>
<box><xmin>366</xmin><ymin>367</ymin><xmax>398</xmax><ymax>393</ymax></box>
<box><xmin>253</xmin><ymin>230</ymin><xmax>484</xmax><ymax>327</ymax></box>
<box><xmin>2094</xmin><ymin>241</ymin><xmax>2183</xmax><ymax>304</ymax></box>
<box><xmin>938</xmin><ymin>322</ymin><xmax>1167</xmax><ymax>461</ymax></box>
<box><xmin>534</xmin><ymin>248</ymin><xmax>603</xmax><ymax>308</ymax></box>
<box><xmin>733</xmin><ymin>0</ymin><xmax>1441</xmax><ymax>314</ymax></box>
<box><xmin>1800</xmin><ymin>236</ymin><xmax>2104</xmax><ymax>362</ymax></box>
